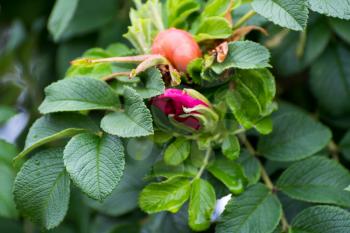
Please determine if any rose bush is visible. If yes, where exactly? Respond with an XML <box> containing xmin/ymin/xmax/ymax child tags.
<box><xmin>1</xmin><ymin>0</ymin><xmax>350</xmax><ymax>233</ymax></box>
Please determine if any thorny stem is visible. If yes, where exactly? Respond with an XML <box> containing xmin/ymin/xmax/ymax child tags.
<box><xmin>234</xmin><ymin>10</ymin><xmax>256</xmax><ymax>29</ymax></box>
<box><xmin>238</xmin><ymin>133</ymin><xmax>290</xmax><ymax>232</ymax></box>
<box><xmin>193</xmin><ymin>145</ymin><xmax>212</xmax><ymax>180</ymax></box>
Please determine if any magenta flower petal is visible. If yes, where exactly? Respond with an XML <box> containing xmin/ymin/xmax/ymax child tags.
<box><xmin>150</xmin><ymin>88</ymin><xmax>208</xmax><ymax>130</ymax></box>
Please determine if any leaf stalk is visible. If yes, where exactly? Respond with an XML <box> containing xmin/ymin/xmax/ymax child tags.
<box><xmin>234</xmin><ymin>10</ymin><xmax>256</xmax><ymax>29</ymax></box>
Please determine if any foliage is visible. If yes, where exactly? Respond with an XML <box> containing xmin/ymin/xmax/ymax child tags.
<box><xmin>1</xmin><ymin>0</ymin><xmax>350</xmax><ymax>233</ymax></box>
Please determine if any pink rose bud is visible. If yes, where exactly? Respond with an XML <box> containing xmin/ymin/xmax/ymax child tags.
<box><xmin>150</xmin><ymin>88</ymin><xmax>214</xmax><ymax>131</ymax></box>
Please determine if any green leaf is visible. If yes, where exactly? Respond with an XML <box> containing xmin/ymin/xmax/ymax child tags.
<box><xmin>106</xmin><ymin>43</ymin><xmax>135</xmax><ymax>56</ymax></box>
<box><xmin>226</xmin><ymin>69</ymin><xmax>276</xmax><ymax>132</ymax></box>
<box><xmin>65</xmin><ymin>46</ymin><xmax>134</xmax><ymax>80</ymax></box>
<box><xmin>166</xmin><ymin>0</ymin><xmax>200</xmax><ymax>28</ymax></box>
<box><xmin>252</xmin><ymin>0</ymin><xmax>309</xmax><ymax>31</ymax></box>
<box><xmin>142</xmin><ymin>210</ymin><xmax>192</xmax><ymax>233</ymax></box>
<box><xmin>216</xmin><ymin>183</ymin><xmax>282</xmax><ymax>233</ymax></box>
<box><xmin>277</xmin><ymin>156</ymin><xmax>350</xmax><ymax>207</ymax></box>
<box><xmin>164</xmin><ymin>138</ymin><xmax>191</xmax><ymax>166</ymax></box>
<box><xmin>212</xmin><ymin>41</ymin><xmax>271</xmax><ymax>73</ymax></box>
<box><xmin>302</xmin><ymin>18</ymin><xmax>332</xmax><ymax>66</ymax></box>
<box><xmin>291</xmin><ymin>205</ymin><xmax>350</xmax><ymax>233</ymax></box>
<box><xmin>0</xmin><ymin>140</ymin><xmax>18</xmax><ymax>219</ymax></box>
<box><xmin>66</xmin><ymin>48</ymin><xmax>113</xmax><ymax>80</ymax></box>
<box><xmin>63</xmin><ymin>133</ymin><xmax>125</xmax><ymax>201</ymax></box>
<box><xmin>340</xmin><ymin>130</ymin><xmax>350</xmax><ymax>161</ymax></box>
<box><xmin>124</xmin><ymin>0</ymin><xmax>164</xmax><ymax>54</ymax></box>
<box><xmin>237</xmin><ymin>150</ymin><xmax>261</xmax><ymax>185</ymax></box>
<box><xmin>67</xmin><ymin>63</ymin><xmax>112</xmax><ymax>80</ymax></box>
<box><xmin>139</xmin><ymin>177</ymin><xmax>191</xmax><ymax>214</ymax></box>
<box><xmin>13</xmin><ymin>148</ymin><xmax>70</xmax><ymax>229</ymax></box>
<box><xmin>194</xmin><ymin>17</ymin><xmax>232</xmax><ymax>42</ymax></box>
<box><xmin>0</xmin><ymin>106</ymin><xmax>16</xmax><ymax>124</ymax></box>
<box><xmin>132</xmin><ymin>68</ymin><xmax>165</xmax><ymax>99</ymax></box>
<box><xmin>268</xmin><ymin>18</ymin><xmax>332</xmax><ymax>77</ymax></box>
<box><xmin>48</xmin><ymin>0</ymin><xmax>117</xmax><ymax>41</ymax></box>
<box><xmin>329</xmin><ymin>18</ymin><xmax>350</xmax><ymax>44</ymax></box>
<box><xmin>222</xmin><ymin>135</ymin><xmax>240</xmax><ymax>160</ymax></box>
<box><xmin>310</xmin><ymin>44</ymin><xmax>350</xmax><ymax>116</ymax></box>
<box><xmin>307</xmin><ymin>0</ymin><xmax>350</xmax><ymax>20</ymax></box>
<box><xmin>187</xmin><ymin>58</ymin><xmax>203</xmax><ymax>84</ymax></box>
<box><xmin>101</xmin><ymin>86</ymin><xmax>153</xmax><ymax>137</ymax></box>
<box><xmin>255</xmin><ymin>116</ymin><xmax>273</xmax><ymax>134</ymax></box>
<box><xmin>188</xmin><ymin>179</ymin><xmax>216</xmax><ymax>231</ymax></box>
<box><xmin>0</xmin><ymin>218</ymin><xmax>23</xmax><ymax>233</ymax></box>
<box><xmin>202</xmin><ymin>0</ymin><xmax>234</xmax><ymax>17</ymax></box>
<box><xmin>39</xmin><ymin>77</ymin><xmax>119</xmax><ymax>114</ymax></box>
<box><xmin>258</xmin><ymin>108</ymin><xmax>332</xmax><ymax>161</ymax></box>
<box><xmin>150</xmin><ymin>160</ymin><xmax>197</xmax><ymax>179</ymax></box>
<box><xmin>0</xmin><ymin>140</ymin><xmax>18</xmax><ymax>164</ymax></box>
<box><xmin>48</xmin><ymin>0</ymin><xmax>79</xmax><ymax>41</ymax></box>
<box><xmin>86</xmin><ymin>155</ymin><xmax>154</xmax><ymax>216</ymax></box>
<box><xmin>14</xmin><ymin>113</ymin><xmax>98</xmax><ymax>162</ymax></box>
<box><xmin>207</xmin><ymin>157</ymin><xmax>247</xmax><ymax>194</ymax></box>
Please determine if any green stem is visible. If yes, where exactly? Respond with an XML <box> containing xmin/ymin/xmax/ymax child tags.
<box><xmin>234</xmin><ymin>10</ymin><xmax>256</xmax><ymax>29</ymax></box>
<box><xmin>296</xmin><ymin>28</ymin><xmax>307</xmax><ymax>58</ymax></box>
<box><xmin>71</xmin><ymin>54</ymin><xmax>153</xmax><ymax>65</ymax></box>
<box><xmin>233</xmin><ymin>128</ymin><xmax>246</xmax><ymax>135</ymax></box>
<box><xmin>328</xmin><ymin>140</ymin><xmax>339</xmax><ymax>161</ymax></box>
<box><xmin>101</xmin><ymin>72</ymin><xmax>131</xmax><ymax>81</ymax></box>
<box><xmin>238</xmin><ymin>133</ymin><xmax>256</xmax><ymax>156</ymax></box>
<box><xmin>193</xmin><ymin>146</ymin><xmax>212</xmax><ymax>180</ymax></box>
<box><xmin>259</xmin><ymin>161</ymin><xmax>274</xmax><ymax>190</ymax></box>
<box><xmin>23</xmin><ymin>220</ymin><xmax>35</xmax><ymax>233</ymax></box>
<box><xmin>239</xmin><ymin>133</ymin><xmax>290</xmax><ymax>232</ymax></box>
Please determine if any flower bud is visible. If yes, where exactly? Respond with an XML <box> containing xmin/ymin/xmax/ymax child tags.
<box><xmin>150</xmin><ymin>88</ymin><xmax>218</xmax><ymax>132</ymax></box>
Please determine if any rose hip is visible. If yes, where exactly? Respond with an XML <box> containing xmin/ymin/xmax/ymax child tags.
<box><xmin>152</xmin><ymin>28</ymin><xmax>202</xmax><ymax>72</ymax></box>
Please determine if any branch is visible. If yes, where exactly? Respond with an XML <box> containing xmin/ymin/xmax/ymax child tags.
<box><xmin>238</xmin><ymin>133</ymin><xmax>290</xmax><ymax>232</ymax></box>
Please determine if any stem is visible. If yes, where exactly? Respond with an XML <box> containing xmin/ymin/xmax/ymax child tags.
<box><xmin>233</xmin><ymin>127</ymin><xmax>246</xmax><ymax>135</ymax></box>
<box><xmin>194</xmin><ymin>146</ymin><xmax>212</xmax><ymax>180</ymax></box>
<box><xmin>90</xmin><ymin>55</ymin><xmax>150</xmax><ymax>63</ymax></box>
<box><xmin>101</xmin><ymin>72</ymin><xmax>131</xmax><ymax>81</ymax></box>
<box><xmin>281</xmin><ymin>213</ymin><xmax>290</xmax><ymax>233</ymax></box>
<box><xmin>296</xmin><ymin>28</ymin><xmax>307</xmax><ymax>58</ymax></box>
<box><xmin>259</xmin><ymin>161</ymin><xmax>274</xmax><ymax>190</ymax></box>
<box><xmin>238</xmin><ymin>133</ymin><xmax>256</xmax><ymax>156</ymax></box>
<box><xmin>234</xmin><ymin>10</ymin><xmax>256</xmax><ymax>29</ymax></box>
<box><xmin>239</xmin><ymin>133</ymin><xmax>290</xmax><ymax>232</ymax></box>
<box><xmin>71</xmin><ymin>55</ymin><xmax>154</xmax><ymax>65</ymax></box>
<box><xmin>328</xmin><ymin>140</ymin><xmax>339</xmax><ymax>161</ymax></box>
<box><xmin>23</xmin><ymin>220</ymin><xmax>35</xmax><ymax>233</ymax></box>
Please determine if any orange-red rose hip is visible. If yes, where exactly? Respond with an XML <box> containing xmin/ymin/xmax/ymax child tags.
<box><xmin>151</xmin><ymin>28</ymin><xmax>202</xmax><ymax>72</ymax></box>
